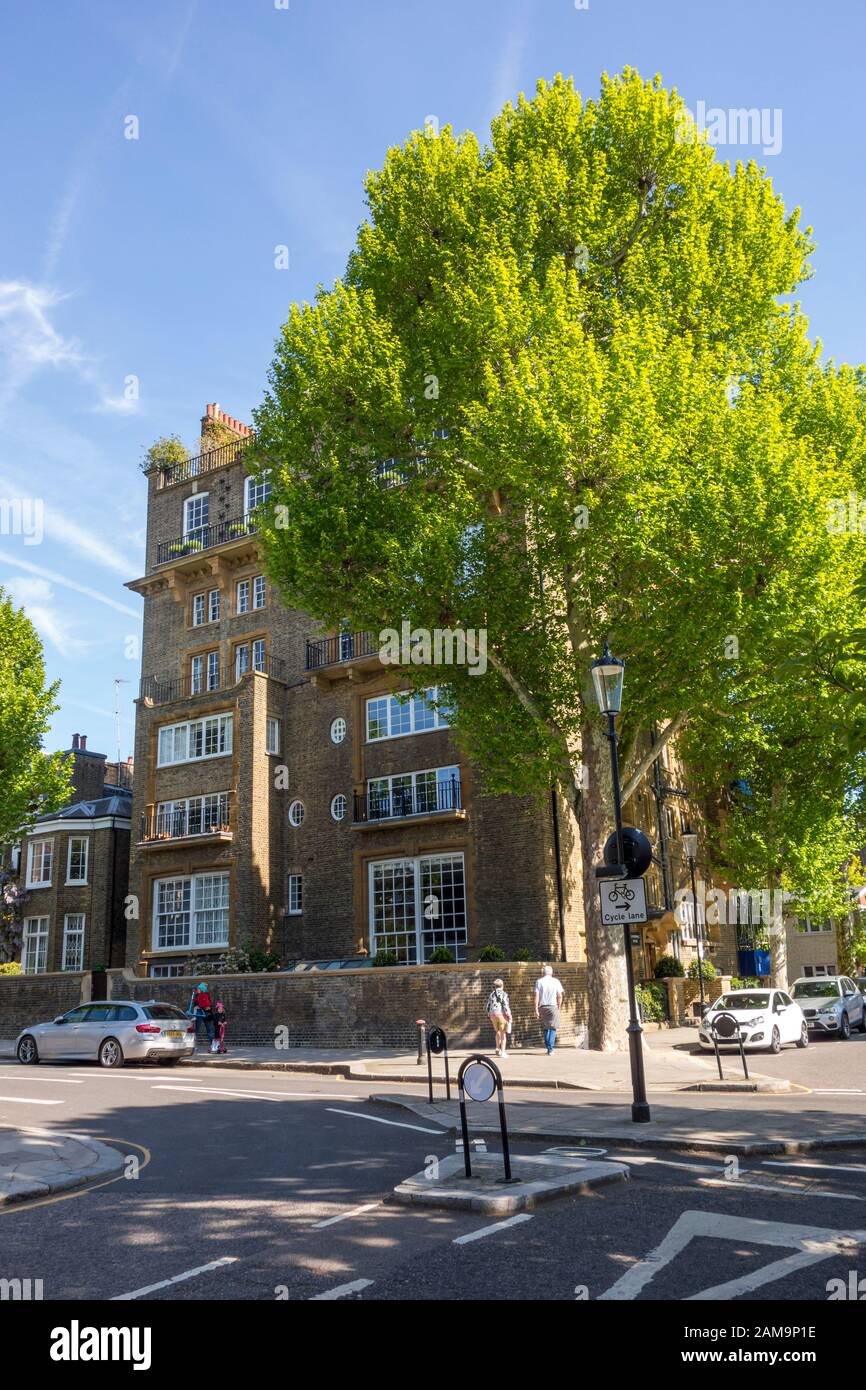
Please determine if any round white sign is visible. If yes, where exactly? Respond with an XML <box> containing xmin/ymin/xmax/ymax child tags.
<box><xmin>463</xmin><ymin>1061</ymin><xmax>496</xmax><ymax>1102</ymax></box>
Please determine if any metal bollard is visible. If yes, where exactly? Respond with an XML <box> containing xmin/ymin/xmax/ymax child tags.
<box><xmin>416</xmin><ymin>1018</ymin><xmax>426</xmax><ymax>1065</ymax></box>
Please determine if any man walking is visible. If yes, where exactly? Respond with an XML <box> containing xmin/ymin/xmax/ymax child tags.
<box><xmin>535</xmin><ymin>964</ymin><xmax>564</xmax><ymax>1055</ymax></box>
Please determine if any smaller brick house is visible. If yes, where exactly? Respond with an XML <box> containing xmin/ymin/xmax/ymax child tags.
<box><xmin>5</xmin><ymin>736</ymin><xmax>133</xmax><ymax>973</ymax></box>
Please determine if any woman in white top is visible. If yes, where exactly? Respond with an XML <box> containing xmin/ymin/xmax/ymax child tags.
<box><xmin>486</xmin><ymin>978</ymin><xmax>512</xmax><ymax>1057</ymax></box>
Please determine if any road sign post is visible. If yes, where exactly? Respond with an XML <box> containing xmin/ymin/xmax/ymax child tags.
<box><xmin>456</xmin><ymin>1055</ymin><xmax>512</xmax><ymax>1181</ymax></box>
<box><xmin>426</xmin><ymin>1025</ymin><xmax>451</xmax><ymax>1101</ymax></box>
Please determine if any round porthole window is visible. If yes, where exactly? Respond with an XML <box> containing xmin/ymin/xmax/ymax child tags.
<box><xmin>330</xmin><ymin>717</ymin><xmax>347</xmax><ymax>744</ymax></box>
<box><xmin>288</xmin><ymin>800</ymin><xmax>305</xmax><ymax>827</ymax></box>
<box><xmin>331</xmin><ymin>793</ymin><xmax>347</xmax><ymax>822</ymax></box>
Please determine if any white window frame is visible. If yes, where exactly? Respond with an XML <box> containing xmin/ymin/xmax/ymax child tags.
<box><xmin>192</xmin><ymin>593</ymin><xmax>206</xmax><ymax>626</ymax></box>
<box><xmin>208</xmin><ymin>588</ymin><xmax>220</xmax><ymax>623</ymax></box>
<box><xmin>331</xmin><ymin>794</ymin><xmax>347</xmax><ymax>822</ymax></box>
<box><xmin>244</xmin><ymin>474</ymin><xmax>272</xmax><ymax>514</ymax></box>
<box><xmin>365</xmin><ymin>766</ymin><xmax>460</xmax><ymax>821</ymax></box>
<box><xmin>206</xmin><ymin>650</ymin><xmax>220</xmax><ymax>691</ymax></box>
<box><xmin>22</xmin><ymin>916</ymin><xmax>49</xmax><ymax>974</ymax></box>
<box><xmin>26</xmin><ymin>839</ymin><xmax>53</xmax><ymax>888</ymax></box>
<box><xmin>155</xmin><ymin>793</ymin><xmax>230</xmax><ymax>838</ymax></box>
<box><xmin>236</xmin><ymin>579</ymin><xmax>250</xmax><ymax>615</ymax></box>
<box><xmin>288</xmin><ymin>874</ymin><xmax>303</xmax><ymax>915</ymax></box>
<box><xmin>191</xmin><ymin>654</ymin><xmax>204</xmax><ymax>694</ymax></box>
<box><xmin>368</xmin><ymin>853</ymin><xmax>467</xmax><ymax>964</ymax></box>
<box><xmin>330</xmin><ymin>717</ymin><xmax>347</xmax><ymax>744</ymax></box>
<box><xmin>253</xmin><ymin>575</ymin><xmax>266</xmax><ymax>609</ymax></box>
<box><xmin>266</xmin><ymin>717</ymin><xmax>281</xmax><ymax>755</ymax></box>
<box><xmin>62</xmin><ymin>913</ymin><xmax>86</xmax><ymax>971</ymax></box>
<box><xmin>151</xmin><ymin>872</ymin><xmax>230</xmax><ymax>952</ymax></box>
<box><xmin>235</xmin><ymin>643</ymin><xmax>249</xmax><ymax>680</ymax></box>
<box><xmin>365</xmin><ymin>687</ymin><xmax>450</xmax><ymax>742</ymax></box>
<box><xmin>288</xmin><ymin>800</ymin><xmax>305</xmax><ymax>827</ymax></box>
<box><xmin>157</xmin><ymin>715</ymin><xmax>233</xmax><ymax>767</ymax></box>
<box><xmin>252</xmin><ymin>638</ymin><xmax>266</xmax><ymax>672</ymax></box>
<box><xmin>183</xmin><ymin>491</ymin><xmax>209</xmax><ymax>537</ymax></box>
<box><xmin>66</xmin><ymin>836</ymin><xmax>89</xmax><ymax>885</ymax></box>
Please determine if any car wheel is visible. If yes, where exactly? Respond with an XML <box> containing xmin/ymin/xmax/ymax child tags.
<box><xmin>769</xmin><ymin>1026</ymin><xmax>781</xmax><ymax>1054</ymax></box>
<box><xmin>840</xmin><ymin>1013</ymin><xmax>851</xmax><ymax>1040</ymax></box>
<box><xmin>17</xmin><ymin>1035</ymin><xmax>39</xmax><ymax>1065</ymax></box>
<box><xmin>98</xmin><ymin>1037</ymin><xmax>124</xmax><ymax>1068</ymax></box>
<box><xmin>859</xmin><ymin>1008</ymin><xmax>866</xmax><ymax>1034</ymax></box>
<box><xmin>796</xmin><ymin>1022</ymin><xmax>809</xmax><ymax>1048</ymax></box>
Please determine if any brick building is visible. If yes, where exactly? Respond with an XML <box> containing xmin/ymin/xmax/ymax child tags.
<box><xmin>6</xmin><ymin>736</ymin><xmax>133</xmax><ymax>972</ymax></box>
<box><xmin>125</xmin><ymin>403</ymin><xmax>734</xmax><ymax>983</ymax></box>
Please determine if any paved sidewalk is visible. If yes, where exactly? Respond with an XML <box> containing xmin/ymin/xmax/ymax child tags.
<box><xmin>0</xmin><ymin>1127</ymin><xmax>125</xmax><ymax>1205</ymax></box>
<box><xmin>372</xmin><ymin>1090</ymin><xmax>866</xmax><ymax>1155</ymax></box>
<box><xmin>0</xmin><ymin>1031</ymin><xmax>792</xmax><ymax>1092</ymax></box>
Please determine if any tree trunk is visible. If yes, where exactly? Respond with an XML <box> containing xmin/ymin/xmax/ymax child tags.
<box><xmin>579</xmin><ymin>714</ymin><xmax>631</xmax><ymax>1051</ymax></box>
<box><xmin>769</xmin><ymin>783</ymin><xmax>787</xmax><ymax>989</ymax></box>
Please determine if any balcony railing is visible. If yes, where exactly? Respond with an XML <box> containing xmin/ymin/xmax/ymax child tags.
<box><xmin>354</xmin><ymin>775</ymin><xmax>462</xmax><ymax>824</ymax></box>
<box><xmin>140</xmin><ymin>793</ymin><xmax>235</xmax><ymax>843</ymax></box>
<box><xmin>305</xmin><ymin>630</ymin><xmax>378</xmax><ymax>671</ymax></box>
<box><xmin>154</xmin><ymin>437</ymin><xmax>253</xmax><ymax>488</ymax></box>
<box><xmin>156</xmin><ymin>511</ymin><xmax>258</xmax><ymax>566</ymax></box>
<box><xmin>140</xmin><ymin>654</ymin><xmax>287</xmax><ymax>705</ymax></box>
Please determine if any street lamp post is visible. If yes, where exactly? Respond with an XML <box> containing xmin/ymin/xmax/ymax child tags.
<box><xmin>682</xmin><ymin>826</ymin><xmax>705</xmax><ymax>1017</ymax></box>
<box><xmin>590</xmin><ymin>643</ymin><xmax>651</xmax><ymax>1125</ymax></box>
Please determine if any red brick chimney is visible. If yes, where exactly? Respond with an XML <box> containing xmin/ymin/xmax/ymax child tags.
<box><xmin>200</xmin><ymin>403</ymin><xmax>253</xmax><ymax>439</ymax></box>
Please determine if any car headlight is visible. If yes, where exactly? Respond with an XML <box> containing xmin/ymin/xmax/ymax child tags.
<box><xmin>818</xmin><ymin>1005</ymin><xmax>837</xmax><ymax>1015</ymax></box>
<box><xmin>750</xmin><ymin>1016</ymin><xmax>765</xmax><ymax>1025</ymax></box>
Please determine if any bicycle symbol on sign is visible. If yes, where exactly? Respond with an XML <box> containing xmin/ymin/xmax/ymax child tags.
<box><xmin>607</xmin><ymin>883</ymin><xmax>635</xmax><ymax>905</ymax></box>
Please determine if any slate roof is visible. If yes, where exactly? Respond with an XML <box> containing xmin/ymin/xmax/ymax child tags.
<box><xmin>33</xmin><ymin>789</ymin><xmax>132</xmax><ymax>824</ymax></box>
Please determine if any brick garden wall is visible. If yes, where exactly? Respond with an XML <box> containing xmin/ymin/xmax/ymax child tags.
<box><xmin>0</xmin><ymin>963</ymin><xmax>590</xmax><ymax>1048</ymax></box>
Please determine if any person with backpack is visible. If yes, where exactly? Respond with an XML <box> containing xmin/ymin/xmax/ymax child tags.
<box><xmin>187</xmin><ymin>982</ymin><xmax>214</xmax><ymax>1046</ymax></box>
<box><xmin>212</xmin><ymin>1000</ymin><xmax>228</xmax><ymax>1054</ymax></box>
<box><xmin>486</xmin><ymin>978</ymin><xmax>512</xmax><ymax>1058</ymax></box>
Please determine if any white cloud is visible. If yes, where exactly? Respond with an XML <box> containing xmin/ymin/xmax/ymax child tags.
<box><xmin>0</xmin><ymin>553</ymin><xmax>140</xmax><ymax>617</ymax></box>
<box><xmin>0</xmin><ymin>281</ymin><xmax>82</xmax><ymax>371</ymax></box>
<box><xmin>4</xmin><ymin>574</ymin><xmax>92</xmax><ymax>659</ymax></box>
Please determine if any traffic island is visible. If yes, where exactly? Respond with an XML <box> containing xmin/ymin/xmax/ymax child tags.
<box><xmin>0</xmin><ymin>1128</ymin><xmax>125</xmax><ymax>1206</ymax></box>
<box><xmin>392</xmin><ymin>1150</ymin><xmax>629</xmax><ymax>1214</ymax></box>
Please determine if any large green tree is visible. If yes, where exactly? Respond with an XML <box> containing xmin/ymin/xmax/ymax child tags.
<box><xmin>0</xmin><ymin>587</ymin><xmax>70</xmax><ymax>845</ymax></box>
<box><xmin>252</xmin><ymin>71</ymin><xmax>861</xmax><ymax>1048</ymax></box>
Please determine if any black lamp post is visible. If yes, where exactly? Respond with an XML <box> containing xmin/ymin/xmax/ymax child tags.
<box><xmin>682</xmin><ymin>825</ymin><xmax>705</xmax><ymax>1017</ymax></box>
<box><xmin>590</xmin><ymin>643</ymin><xmax>651</xmax><ymax>1124</ymax></box>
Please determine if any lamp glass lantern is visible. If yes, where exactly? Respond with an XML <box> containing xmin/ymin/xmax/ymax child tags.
<box><xmin>590</xmin><ymin>644</ymin><xmax>625</xmax><ymax>716</ymax></box>
<box><xmin>682</xmin><ymin>826</ymin><xmax>698</xmax><ymax>863</ymax></box>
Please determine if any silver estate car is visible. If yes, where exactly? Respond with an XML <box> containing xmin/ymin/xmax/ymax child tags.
<box><xmin>15</xmin><ymin>1001</ymin><xmax>196</xmax><ymax>1068</ymax></box>
<box><xmin>790</xmin><ymin>976</ymin><xmax>866</xmax><ymax>1038</ymax></box>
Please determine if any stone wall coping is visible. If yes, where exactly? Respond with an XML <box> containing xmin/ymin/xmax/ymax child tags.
<box><xmin>122</xmin><ymin>961</ymin><xmax>586</xmax><ymax>985</ymax></box>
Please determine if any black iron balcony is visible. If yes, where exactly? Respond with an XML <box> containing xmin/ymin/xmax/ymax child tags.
<box><xmin>140</xmin><ymin>654</ymin><xmax>287</xmax><ymax>705</ymax></box>
<box><xmin>140</xmin><ymin>793</ymin><xmax>235</xmax><ymax>844</ymax></box>
<box><xmin>305</xmin><ymin>630</ymin><xmax>378</xmax><ymax>671</ymax></box>
<box><xmin>152</xmin><ymin>437</ymin><xmax>253</xmax><ymax>488</ymax></box>
<box><xmin>354</xmin><ymin>775</ymin><xmax>462</xmax><ymax>824</ymax></box>
<box><xmin>156</xmin><ymin>511</ymin><xmax>257</xmax><ymax>566</ymax></box>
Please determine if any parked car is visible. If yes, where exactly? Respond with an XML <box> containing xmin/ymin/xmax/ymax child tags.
<box><xmin>15</xmin><ymin>1001</ymin><xmax>196</xmax><ymax>1068</ymax></box>
<box><xmin>697</xmin><ymin>989</ymin><xmax>808</xmax><ymax>1054</ymax></box>
<box><xmin>790</xmin><ymin>976</ymin><xmax>866</xmax><ymax>1038</ymax></box>
<box><xmin>855</xmin><ymin>976</ymin><xmax>866</xmax><ymax>999</ymax></box>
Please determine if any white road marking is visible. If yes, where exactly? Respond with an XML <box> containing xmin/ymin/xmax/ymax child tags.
<box><xmin>453</xmin><ymin>1214</ymin><xmax>533</xmax><ymax>1245</ymax></box>
<box><xmin>0</xmin><ymin>1075</ymin><xmax>82</xmax><ymax>1084</ymax></box>
<box><xmin>153</xmin><ymin>1085</ymin><xmax>362</xmax><ymax>1102</ymax></box>
<box><xmin>764</xmin><ymin>1159</ymin><xmax>866</xmax><ymax>1175</ymax></box>
<box><xmin>607</xmin><ymin>1152</ymin><xmax>722</xmax><ymax>1175</ymax></box>
<box><xmin>599</xmin><ymin>1209</ymin><xmax>866</xmax><ymax>1301</ymax></box>
<box><xmin>309</xmin><ymin>1278</ymin><xmax>373</xmax><ymax>1301</ymax></box>
<box><xmin>325</xmin><ymin>1108</ymin><xmax>445</xmax><ymax>1135</ymax></box>
<box><xmin>698</xmin><ymin>1176</ymin><xmax>866</xmax><ymax>1203</ymax></box>
<box><xmin>0</xmin><ymin>1095</ymin><xmax>64</xmax><ymax>1105</ymax></box>
<box><xmin>111</xmin><ymin>1256</ymin><xmax>239</xmax><ymax>1300</ymax></box>
<box><xmin>812</xmin><ymin>1088</ymin><xmax>863</xmax><ymax>1095</ymax></box>
<box><xmin>313</xmin><ymin>1202</ymin><xmax>380</xmax><ymax>1229</ymax></box>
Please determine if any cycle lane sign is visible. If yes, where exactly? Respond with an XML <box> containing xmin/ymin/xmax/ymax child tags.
<box><xmin>599</xmin><ymin>877</ymin><xmax>647</xmax><ymax>925</ymax></box>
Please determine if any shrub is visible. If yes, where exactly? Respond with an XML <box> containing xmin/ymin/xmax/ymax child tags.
<box><xmin>0</xmin><ymin>962</ymin><xmax>21</xmax><ymax>975</ymax></box>
<box><xmin>731</xmin><ymin>975</ymin><xmax>762</xmax><ymax>990</ymax></box>
<box><xmin>511</xmin><ymin>948</ymin><xmax>534</xmax><ymax>962</ymax></box>
<box><xmin>653</xmin><ymin>955</ymin><xmax>684</xmax><ymax>979</ymax></box>
<box><xmin>372</xmin><ymin>950</ymin><xmax>399</xmax><ymax>967</ymax></box>
<box><xmin>687</xmin><ymin>957</ymin><xmax>717</xmax><ymax>982</ymax></box>
<box><xmin>478</xmin><ymin>944</ymin><xmax>506</xmax><ymax>962</ymax></box>
<box><xmin>219</xmin><ymin>947</ymin><xmax>251</xmax><ymax>974</ymax></box>
<box><xmin>428</xmin><ymin>946</ymin><xmax>456</xmax><ymax>964</ymax></box>
<box><xmin>243</xmin><ymin>942</ymin><xmax>282</xmax><ymax>973</ymax></box>
<box><xmin>141</xmin><ymin>434</ymin><xmax>189</xmax><ymax>477</ymax></box>
<box><xmin>636</xmin><ymin>983</ymin><xmax>667</xmax><ymax>1022</ymax></box>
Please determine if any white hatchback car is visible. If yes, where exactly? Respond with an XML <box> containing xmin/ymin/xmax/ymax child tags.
<box><xmin>698</xmin><ymin>988</ymin><xmax>808</xmax><ymax>1054</ymax></box>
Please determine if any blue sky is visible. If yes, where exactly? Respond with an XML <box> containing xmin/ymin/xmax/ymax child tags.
<box><xmin>0</xmin><ymin>0</ymin><xmax>863</xmax><ymax>763</ymax></box>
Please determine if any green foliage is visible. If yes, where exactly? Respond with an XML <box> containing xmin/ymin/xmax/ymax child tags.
<box><xmin>243</xmin><ymin>942</ymin><xmax>282</xmax><ymax>973</ymax></box>
<box><xmin>687</xmin><ymin>957</ymin><xmax>717</xmax><ymax>981</ymax></box>
<box><xmin>0</xmin><ymin>961</ymin><xmax>21</xmax><ymax>975</ymax></box>
<box><xmin>141</xmin><ymin>434</ymin><xmax>189</xmax><ymax>476</ymax></box>
<box><xmin>511</xmin><ymin>948</ymin><xmax>534</xmax><ymax>962</ymax></box>
<box><xmin>428</xmin><ymin>946</ymin><xmax>456</xmax><ymax>963</ymax></box>
<box><xmin>478</xmin><ymin>944</ymin><xmax>506</xmax><ymax>961</ymax></box>
<box><xmin>653</xmin><ymin>954</ymin><xmax>685</xmax><ymax>979</ymax></box>
<box><xmin>731</xmin><ymin>976</ymin><xmax>762</xmax><ymax>989</ymax></box>
<box><xmin>372</xmin><ymin>949</ymin><xmax>399</xmax><ymax>967</ymax></box>
<box><xmin>636</xmin><ymin>982</ymin><xmax>667</xmax><ymax>1022</ymax></box>
<box><xmin>0</xmin><ymin>589</ymin><xmax>70</xmax><ymax>844</ymax></box>
<box><xmin>218</xmin><ymin>947</ymin><xmax>251</xmax><ymax>974</ymax></box>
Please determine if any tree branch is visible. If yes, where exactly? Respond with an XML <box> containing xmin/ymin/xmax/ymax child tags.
<box><xmin>620</xmin><ymin>711</ymin><xmax>689</xmax><ymax>805</ymax></box>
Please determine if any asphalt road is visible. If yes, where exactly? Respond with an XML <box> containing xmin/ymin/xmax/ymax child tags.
<box><xmin>2</xmin><ymin>1060</ymin><xmax>866</xmax><ymax>1304</ymax></box>
<box><xmin>679</xmin><ymin>1024</ymin><xmax>866</xmax><ymax>1092</ymax></box>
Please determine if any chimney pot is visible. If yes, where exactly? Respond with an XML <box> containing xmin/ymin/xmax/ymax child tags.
<box><xmin>72</xmin><ymin>733</ymin><xmax>79</xmax><ymax>750</ymax></box>
<box><xmin>80</xmin><ymin>734</ymin><xmax>87</xmax><ymax>750</ymax></box>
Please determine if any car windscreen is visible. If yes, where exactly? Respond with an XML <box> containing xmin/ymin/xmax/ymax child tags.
<box><xmin>792</xmin><ymin>981</ymin><xmax>839</xmax><ymax>999</ymax></box>
<box><xmin>143</xmin><ymin>1004</ymin><xmax>189</xmax><ymax>1020</ymax></box>
<box><xmin>714</xmin><ymin>993</ymin><xmax>769</xmax><ymax>1010</ymax></box>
